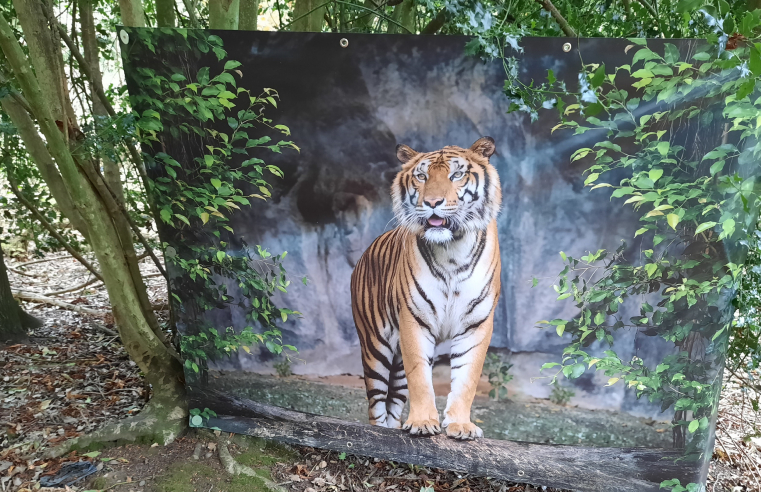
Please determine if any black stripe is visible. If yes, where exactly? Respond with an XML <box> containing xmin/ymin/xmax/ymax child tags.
<box><xmin>416</xmin><ymin>237</ymin><xmax>446</xmax><ymax>281</ymax></box>
<box><xmin>453</xmin><ymin>314</ymin><xmax>491</xmax><ymax>341</ymax></box>
<box><xmin>450</xmin><ymin>344</ymin><xmax>476</xmax><ymax>360</ymax></box>
<box><xmin>465</xmin><ymin>266</ymin><xmax>496</xmax><ymax>316</ymax></box>
<box><xmin>413</xmin><ymin>276</ymin><xmax>436</xmax><ymax>315</ymax></box>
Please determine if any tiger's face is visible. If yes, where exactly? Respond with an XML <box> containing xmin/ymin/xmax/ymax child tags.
<box><xmin>391</xmin><ymin>137</ymin><xmax>502</xmax><ymax>244</ymax></box>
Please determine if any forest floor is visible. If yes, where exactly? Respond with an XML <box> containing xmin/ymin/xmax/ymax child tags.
<box><xmin>1</xmin><ymin>252</ymin><xmax>761</xmax><ymax>492</ymax></box>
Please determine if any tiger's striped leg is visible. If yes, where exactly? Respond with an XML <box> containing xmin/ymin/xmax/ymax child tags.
<box><xmin>361</xmin><ymin>339</ymin><xmax>396</xmax><ymax>428</ymax></box>
<box><xmin>399</xmin><ymin>308</ymin><xmax>440</xmax><ymax>436</ymax></box>
<box><xmin>385</xmin><ymin>351</ymin><xmax>408</xmax><ymax>429</ymax></box>
<box><xmin>442</xmin><ymin>312</ymin><xmax>494</xmax><ymax>440</ymax></box>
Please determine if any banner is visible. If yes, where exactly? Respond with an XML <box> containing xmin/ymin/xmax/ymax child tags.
<box><xmin>120</xmin><ymin>30</ymin><xmax>742</xmax><ymax>491</ymax></box>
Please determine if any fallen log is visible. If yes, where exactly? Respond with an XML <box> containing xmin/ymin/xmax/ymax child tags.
<box><xmin>12</xmin><ymin>290</ymin><xmax>108</xmax><ymax>317</ymax></box>
<box><xmin>191</xmin><ymin>389</ymin><xmax>705</xmax><ymax>492</ymax></box>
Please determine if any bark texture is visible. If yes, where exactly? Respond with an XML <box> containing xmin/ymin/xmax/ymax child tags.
<box><xmin>209</xmin><ymin>0</ymin><xmax>241</xmax><ymax>29</ymax></box>
<box><xmin>0</xmin><ymin>245</ymin><xmax>27</xmax><ymax>346</ymax></box>
<box><xmin>119</xmin><ymin>0</ymin><xmax>146</xmax><ymax>27</ymax></box>
<box><xmin>389</xmin><ymin>0</ymin><xmax>414</xmax><ymax>33</ymax></box>
<box><xmin>238</xmin><ymin>0</ymin><xmax>259</xmax><ymax>30</ymax></box>
<box><xmin>155</xmin><ymin>0</ymin><xmax>177</xmax><ymax>27</ymax></box>
<box><xmin>291</xmin><ymin>0</ymin><xmax>324</xmax><ymax>32</ymax></box>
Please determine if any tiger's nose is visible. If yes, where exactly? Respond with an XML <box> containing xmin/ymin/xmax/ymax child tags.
<box><xmin>424</xmin><ymin>197</ymin><xmax>444</xmax><ymax>208</ymax></box>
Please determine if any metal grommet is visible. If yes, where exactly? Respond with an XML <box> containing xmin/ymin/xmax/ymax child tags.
<box><xmin>340</xmin><ymin>38</ymin><xmax>349</xmax><ymax>48</ymax></box>
<box><xmin>119</xmin><ymin>29</ymin><xmax>130</xmax><ymax>44</ymax></box>
<box><xmin>562</xmin><ymin>42</ymin><xmax>572</xmax><ymax>52</ymax></box>
<box><xmin>346</xmin><ymin>442</ymin><xmax>353</xmax><ymax>448</ymax></box>
<box><xmin>517</xmin><ymin>470</ymin><xmax>525</xmax><ymax>477</ymax></box>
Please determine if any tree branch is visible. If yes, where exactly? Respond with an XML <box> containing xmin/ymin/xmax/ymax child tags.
<box><xmin>12</xmin><ymin>289</ymin><xmax>108</xmax><ymax>316</ymax></box>
<box><xmin>421</xmin><ymin>8</ymin><xmax>447</xmax><ymax>34</ymax></box>
<box><xmin>635</xmin><ymin>0</ymin><xmax>658</xmax><ymax>21</ymax></box>
<box><xmin>48</xmin><ymin>12</ymin><xmax>157</xmax><ymax>223</ymax></box>
<box><xmin>533</xmin><ymin>0</ymin><xmax>576</xmax><ymax>37</ymax></box>
<box><xmin>5</xmin><ymin>171</ymin><xmax>104</xmax><ymax>282</ymax></box>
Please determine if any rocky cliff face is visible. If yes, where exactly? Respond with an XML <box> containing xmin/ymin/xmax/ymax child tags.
<box><xmin>168</xmin><ymin>34</ymin><xmax>677</xmax><ymax>419</ymax></box>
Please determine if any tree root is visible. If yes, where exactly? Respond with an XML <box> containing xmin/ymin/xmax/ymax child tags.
<box><xmin>217</xmin><ymin>438</ymin><xmax>287</xmax><ymax>492</ymax></box>
<box><xmin>44</xmin><ymin>400</ymin><xmax>188</xmax><ymax>458</ymax></box>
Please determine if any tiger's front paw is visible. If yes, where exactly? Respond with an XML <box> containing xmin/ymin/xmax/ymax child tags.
<box><xmin>444</xmin><ymin>422</ymin><xmax>483</xmax><ymax>440</ymax></box>
<box><xmin>402</xmin><ymin>418</ymin><xmax>441</xmax><ymax>436</ymax></box>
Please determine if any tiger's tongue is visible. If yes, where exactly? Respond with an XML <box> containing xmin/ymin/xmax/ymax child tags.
<box><xmin>428</xmin><ymin>217</ymin><xmax>445</xmax><ymax>227</ymax></box>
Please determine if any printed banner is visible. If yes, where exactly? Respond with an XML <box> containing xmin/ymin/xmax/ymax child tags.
<box><xmin>120</xmin><ymin>30</ymin><xmax>743</xmax><ymax>491</ymax></box>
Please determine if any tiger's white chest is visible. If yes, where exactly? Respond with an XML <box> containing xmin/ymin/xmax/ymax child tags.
<box><xmin>410</xmin><ymin>230</ymin><xmax>498</xmax><ymax>342</ymax></box>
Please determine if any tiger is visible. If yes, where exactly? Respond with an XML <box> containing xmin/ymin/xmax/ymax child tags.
<box><xmin>350</xmin><ymin>137</ymin><xmax>502</xmax><ymax>440</ymax></box>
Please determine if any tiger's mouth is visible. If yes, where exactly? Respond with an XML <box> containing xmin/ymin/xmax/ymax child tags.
<box><xmin>425</xmin><ymin>215</ymin><xmax>449</xmax><ymax>229</ymax></box>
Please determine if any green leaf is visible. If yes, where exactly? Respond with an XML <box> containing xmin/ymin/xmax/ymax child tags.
<box><xmin>211</xmin><ymin>178</ymin><xmax>222</xmax><ymax>189</ymax></box>
<box><xmin>594</xmin><ymin>312</ymin><xmax>605</xmax><ymax>325</ymax></box>
<box><xmin>174</xmin><ymin>214</ymin><xmax>190</xmax><ymax>226</ymax></box>
<box><xmin>649</xmin><ymin>168</ymin><xmax>663</xmax><ymax>182</ymax></box>
<box><xmin>82</xmin><ymin>451</ymin><xmax>101</xmax><ymax>458</ymax></box>
<box><xmin>656</xmin><ymin>141</ymin><xmax>670</xmax><ymax>156</ymax></box>
<box><xmin>224</xmin><ymin>60</ymin><xmax>242</xmax><ymax>70</ymax></box>
<box><xmin>710</xmin><ymin>160</ymin><xmax>725</xmax><ymax>176</ymax></box>
<box><xmin>664</xmin><ymin>43</ymin><xmax>680</xmax><ymax>64</ymax></box>
<box><xmin>748</xmin><ymin>44</ymin><xmax>761</xmax><ymax>77</ymax></box>
<box><xmin>645</xmin><ymin>263</ymin><xmax>658</xmax><ymax>278</ymax></box>
<box><xmin>217</xmin><ymin>251</ymin><xmax>225</xmax><ymax>262</ymax></box>
<box><xmin>556</xmin><ymin>324</ymin><xmax>565</xmax><ymax>336</ymax></box>
<box><xmin>688</xmin><ymin>420</ymin><xmax>699</xmax><ymax>433</ymax></box>
<box><xmin>667</xmin><ymin>214</ymin><xmax>679</xmax><ymax>230</ymax></box>
<box><xmin>694</xmin><ymin>221</ymin><xmax>716</xmax><ymax>235</ymax></box>
<box><xmin>635</xmin><ymin>227</ymin><xmax>648</xmax><ymax>237</ymax></box>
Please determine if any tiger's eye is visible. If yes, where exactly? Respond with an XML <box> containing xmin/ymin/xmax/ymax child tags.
<box><xmin>416</xmin><ymin>173</ymin><xmax>426</xmax><ymax>181</ymax></box>
<box><xmin>452</xmin><ymin>171</ymin><xmax>464</xmax><ymax>179</ymax></box>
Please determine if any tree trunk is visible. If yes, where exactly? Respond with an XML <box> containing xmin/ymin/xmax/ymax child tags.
<box><xmin>119</xmin><ymin>0</ymin><xmax>146</xmax><ymax>27</ymax></box>
<box><xmin>238</xmin><ymin>0</ymin><xmax>259</xmax><ymax>30</ymax></box>
<box><xmin>12</xmin><ymin>0</ymin><xmax>77</xmax><ymax>138</ymax></box>
<box><xmin>389</xmin><ymin>0</ymin><xmax>414</xmax><ymax>33</ymax></box>
<box><xmin>155</xmin><ymin>0</ymin><xmax>177</xmax><ymax>27</ymax></box>
<box><xmin>0</xmin><ymin>94</ymin><xmax>90</xmax><ymax>240</ymax></box>
<box><xmin>0</xmin><ymin>244</ymin><xmax>27</xmax><ymax>346</ymax></box>
<box><xmin>209</xmin><ymin>0</ymin><xmax>240</xmax><ymax>29</ymax></box>
<box><xmin>81</xmin><ymin>0</ymin><xmax>165</xmax><ymax>342</ymax></box>
<box><xmin>0</xmin><ymin>4</ymin><xmax>186</xmax><ymax>442</ymax></box>
<box><xmin>291</xmin><ymin>0</ymin><xmax>323</xmax><ymax>32</ymax></box>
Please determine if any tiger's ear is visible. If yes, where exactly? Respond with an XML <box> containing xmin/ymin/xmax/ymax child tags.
<box><xmin>396</xmin><ymin>144</ymin><xmax>419</xmax><ymax>164</ymax></box>
<box><xmin>470</xmin><ymin>136</ymin><xmax>496</xmax><ymax>158</ymax></box>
